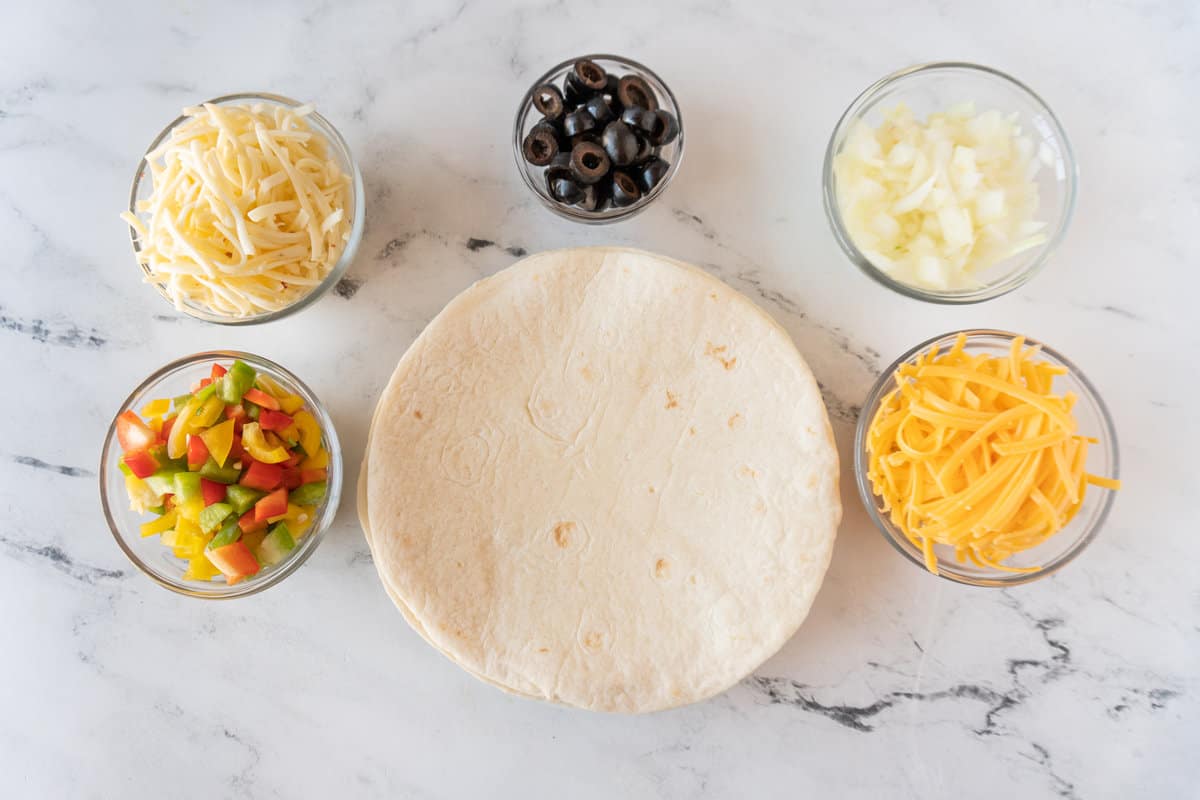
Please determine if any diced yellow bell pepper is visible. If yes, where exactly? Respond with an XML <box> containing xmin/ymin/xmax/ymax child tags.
<box><xmin>282</xmin><ymin>504</ymin><xmax>317</xmax><ymax>537</ymax></box>
<box><xmin>279</xmin><ymin>394</ymin><xmax>305</xmax><ymax>415</ymax></box>
<box><xmin>168</xmin><ymin>396</ymin><xmax>201</xmax><ymax>459</ymax></box>
<box><xmin>254</xmin><ymin>374</ymin><xmax>289</xmax><ymax>398</ymax></box>
<box><xmin>279</xmin><ymin>424</ymin><xmax>301</xmax><ymax>446</ymax></box>
<box><xmin>149</xmin><ymin>416</ymin><xmax>164</xmax><ymax>435</ymax></box>
<box><xmin>125</xmin><ymin>473</ymin><xmax>160</xmax><ymax>514</ymax></box>
<box><xmin>200</xmin><ymin>419</ymin><xmax>236</xmax><ymax>467</ymax></box>
<box><xmin>173</xmin><ymin>526</ymin><xmax>206</xmax><ymax>559</ymax></box>
<box><xmin>242</xmin><ymin>422</ymin><xmax>290</xmax><ymax>464</ymax></box>
<box><xmin>160</xmin><ymin>528</ymin><xmax>179</xmax><ymax>547</ymax></box>
<box><xmin>140</xmin><ymin>509</ymin><xmax>178</xmax><ymax>538</ymax></box>
<box><xmin>293</xmin><ymin>411</ymin><xmax>321</xmax><ymax>456</ymax></box>
<box><xmin>140</xmin><ymin>398</ymin><xmax>171</xmax><ymax>418</ymax></box>
<box><xmin>183</xmin><ymin>555</ymin><xmax>222</xmax><ymax>581</ymax></box>
<box><xmin>300</xmin><ymin>447</ymin><xmax>329</xmax><ymax>471</ymax></box>
<box><xmin>176</xmin><ymin>497</ymin><xmax>205</xmax><ymax>523</ymax></box>
<box><xmin>192</xmin><ymin>395</ymin><xmax>225</xmax><ymax>428</ymax></box>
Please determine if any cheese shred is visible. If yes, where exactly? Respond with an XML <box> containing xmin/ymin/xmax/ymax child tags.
<box><xmin>122</xmin><ymin>102</ymin><xmax>352</xmax><ymax>317</ymax></box>
<box><xmin>865</xmin><ymin>334</ymin><xmax>1120</xmax><ymax>575</ymax></box>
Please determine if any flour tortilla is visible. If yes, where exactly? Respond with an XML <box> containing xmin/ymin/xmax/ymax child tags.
<box><xmin>363</xmin><ymin>247</ymin><xmax>840</xmax><ymax>712</ymax></box>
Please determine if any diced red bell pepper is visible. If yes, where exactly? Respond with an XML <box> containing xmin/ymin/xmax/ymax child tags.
<box><xmin>159</xmin><ymin>415</ymin><xmax>176</xmax><ymax>445</ymax></box>
<box><xmin>281</xmin><ymin>467</ymin><xmax>303</xmax><ymax>490</ymax></box>
<box><xmin>240</xmin><ymin>458</ymin><xmax>283</xmax><ymax>491</ymax></box>
<box><xmin>283</xmin><ymin>450</ymin><xmax>303</xmax><ymax>468</ymax></box>
<box><xmin>211</xmin><ymin>363</ymin><xmax>228</xmax><ymax>379</ymax></box>
<box><xmin>238</xmin><ymin>509</ymin><xmax>269</xmax><ymax>534</ymax></box>
<box><xmin>300</xmin><ymin>468</ymin><xmax>327</xmax><ymax>485</ymax></box>
<box><xmin>116</xmin><ymin>410</ymin><xmax>157</xmax><ymax>452</ymax></box>
<box><xmin>122</xmin><ymin>448</ymin><xmax>159</xmax><ymax>479</ymax></box>
<box><xmin>190</xmin><ymin>377</ymin><xmax>213</xmax><ymax>393</ymax></box>
<box><xmin>258</xmin><ymin>409</ymin><xmax>295</xmax><ymax>432</ymax></box>
<box><xmin>163</xmin><ymin>493</ymin><xmax>175</xmax><ymax>510</ymax></box>
<box><xmin>206</xmin><ymin>541</ymin><xmax>260</xmax><ymax>585</ymax></box>
<box><xmin>200</xmin><ymin>478</ymin><xmax>227</xmax><ymax>507</ymax></box>
<box><xmin>243</xmin><ymin>388</ymin><xmax>280</xmax><ymax>411</ymax></box>
<box><xmin>187</xmin><ymin>435</ymin><xmax>211</xmax><ymax>469</ymax></box>
<box><xmin>228</xmin><ymin>434</ymin><xmax>245</xmax><ymax>461</ymax></box>
<box><xmin>254</xmin><ymin>488</ymin><xmax>289</xmax><ymax>522</ymax></box>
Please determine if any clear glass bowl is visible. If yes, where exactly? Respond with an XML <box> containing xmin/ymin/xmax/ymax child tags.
<box><xmin>99</xmin><ymin>351</ymin><xmax>343</xmax><ymax>598</ymax></box>
<box><xmin>854</xmin><ymin>330</ymin><xmax>1119</xmax><ymax>586</ymax></box>
<box><xmin>513</xmin><ymin>55</ymin><xmax>684</xmax><ymax>224</ymax></box>
<box><xmin>126</xmin><ymin>92</ymin><xmax>365</xmax><ymax>324</ymax></box>
<box><xmin>823</xmin><ymin>63</ymin><xmax>1077</xmax><ymax>304</ymax></box>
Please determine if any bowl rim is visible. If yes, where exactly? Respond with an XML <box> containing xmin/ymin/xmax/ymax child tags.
<box><xmin>822</xmin><ymin>62</ymin><xmax>1079</xmax><ymax>305</ymax></box>
<box><xmin>853</xmin><ymin>329</ymin><xmax>1119</xmax><ymax>587</ymax></box>
<box><xmin>126</xmin><ymin>92</ymin><xmax>366</xmax><ymax>325</ymax></box>
<box><xmin>99</xmin><ymin>350</ymin><xmax>343</xmax><ymax>598</ymax></box>
<box><xmin>512</xmin><ymin>54</ymin><xmax>685</xmax><ymax>225</ymax></box>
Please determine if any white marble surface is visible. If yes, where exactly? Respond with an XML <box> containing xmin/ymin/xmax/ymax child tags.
<box><xmin>2</xmin><ymin>1</ymin><xmax>1197</xmax><ymax>797</ymax></box>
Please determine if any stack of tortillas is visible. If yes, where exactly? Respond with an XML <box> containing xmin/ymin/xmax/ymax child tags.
<box><xmin>359</xmin><ymin>247</ymin><xmax>840</xmax><ymax>712</ymax></box>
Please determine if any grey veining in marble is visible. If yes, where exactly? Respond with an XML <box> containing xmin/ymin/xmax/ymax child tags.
<box><xmin>2</xmin><ymin>1</ymin><xmax>1197</xmax><ymax>798</ymax></box>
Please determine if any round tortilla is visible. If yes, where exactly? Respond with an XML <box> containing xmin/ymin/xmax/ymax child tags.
<box><xmin>363</xmin><ymin>247</ymin><xmax>840</xmax><ymax>712</ymax></box>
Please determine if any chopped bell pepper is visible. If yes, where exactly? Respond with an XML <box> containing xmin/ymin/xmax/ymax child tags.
<box><xmin>176</xmin><ymin>496</ymin><xmax>204</xmax><ymax>523</ymax></box>
<box><xmin>253</xmin><ymin>373</ymin><xmax>289</xmax><ymax>398</ymax></box>
<box><xmin>300</xmin><ymin>447</ymin><xmax>329</xmax><ymax>471</ymax></box>
<box><xmin>242</xmin><ymin>422</ymin><xmax>290</xmax><ymax>464</ymax></box>
<box><xmin>207</xmin><ymin>516</ymin><xmax>241</xmax><ymax>549</ymax></box>
<box><xmin>167</xmin><ymin>395</ymin><xmax>201</xmax><ymax>459</ymax></box>
<box><xmin>226</xmin><ymin>484</ymin><xmax>265</xmax><ymax>515</ymax></box>
<box><xmin>289</xmin><ymin>481</ymin><xmax>327</xmax><ymax>507</ymax></box>
<box><xmin>292</xmin><ymin>411</ymin><xmax>321</xmax><ymax>457</ymax></box>
<box><xmin>143</xmin><ymin>469</ymin><xmax>179</xmax><ymax>497</ymax></box>
<box><xmin>243</xmin><ymin>388</ymin><xmax>280</xmax><ymax>411</ymax></box>
<box><xmin>256</xmin><ymin>522</ymin><xmax>296</xmax><ymax>566</ymax></box>
<box><xmin>238</xmin><ymin>508</ymin><xmax>269</xmax><ymax>534</ymax></box>
<box><xmin>159</xmin><ymin>415</ymin><xmax>177</xmax><ymax>446</ymax></box>
<box><xmin>192</xmin><ymin>394</ymin><xmax>226</xmax><ymax>429</ymax></box>
<box><xmin>281</xmin><ymin>504</ymin><xmax>317</xmax><ymax>538</ymax></box>
<box><xmin>205</xmin><ymin>541</ymin><xmax>260</xmax><ymax>585</ymax></box>
<box><xmin>125</xmin><ymin>473</ymin><xmax>161</xmax><ymax>514</ymax></box>
<box><xmin>123</xmin><ymin>448</ymin><xmax>159</xmax><ymax>479</ymax></box>
<box><xmin>254</xmin><ymin>488</ymin><xmax>289</xmax><ymax>522</ymax></box>
<box><xmin>281</xmin><ymin>467</ymin><xmax>302</xmax><ymax>490</ymax></box>
<box><xmin>141</xmin><ymin>398</ymin><xmax>171</xmax><ymax>418</ymax></box>
<box><xmin>183</xmin><ymin>554</ymin><xmax>221</xmax><ymax>581</ymax></box>
<box><xmin>300</xmin><ymin>468</ymin><xmax>327</xmax><ymax>485</ymax></box>
<box><xmin>187</xmin><ymin>434</ymin><xmax>210</xmax><ymax>470</ymax></box>
<box><xmin>200</xmin><ymin>419</ymin><xmax>236</xmax><ymax>467</ymax></box>
<box><xmin>258</xmin><ymin>409</ymin><xmax>294</xmax><ymax>432</ymax></box>
<box><xmin>211</xmin><ymin>363</ymin><xmax>227</xmax><ymax>380</ymax></box>
<box><xmin>241</xmin><ymin>529</ymin><xmax>268</xmax><ymax>553</ymax></box>
<box><xmin>219</xmin><ymin>360</ymin><xmax>256</xmax><ymax>404</ymax></box>
<box><xmin>278</xmin><ymin>394</ymin><xmax>305</xmax><ymax>415</ymax></box>
<box><xmin>199</xmin><ymin>502</ymin><xmax>234</xmax><ymax>534</ymax></box>
<box><xmin>240</xmin><ymin>458</ymin><xmax>283</xmax><ymax>491</ymax></box>
<box><xmin>140</xmin><ymin>508</ymin><xmax>177</xmax><ymax>538</ymax></box>
<box><xmin>200</xmin><ymin>478</ymin><xmax>227</xmax><ymax>507</ymax></box>
<box><xmin>116</xmin><ymin>410</ymin><xmax>157</xmax><ymax>452</ymax></box>
<box><xmin>174</xmin><ymin>471</ymin><xmax>202</xmax><ymax>503</ymax></box>
<box><xmin>198</xmin><ymin>457</ymin><xmax>241</xmax><ymax>485</ymax></box>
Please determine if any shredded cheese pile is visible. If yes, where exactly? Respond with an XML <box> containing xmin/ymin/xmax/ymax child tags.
<box><xmin>122</xmin><ymin>102</ymin><xmax>352</xmax><ymax>317</ymax></box>
<box><xmin>865</xmin><ymin>334</ymin><xmax>1120</xmax><ymax>574</ymax></box>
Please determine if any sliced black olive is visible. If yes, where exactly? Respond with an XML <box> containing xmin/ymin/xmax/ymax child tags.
<box><xmin>649</xmin><ymin>109</ymin><xmax>679</xmax><ymax>146</ymax></box>
<box><xmin>569</xmin><ymin>141</ymin><xmax>611</xmax><ymax>185</ymax></box>
<box><xmin>638</xmin><ymin>156</ymin><xmax>670</xmax><ymax>193</ymax></box>
<box><xmin>582</xmin><ymin>94</ymin><xmax>615</xmax><ymax>125</ymax></box>
<box><xmin>564</xmin><ymin>59</ymin><xmax>607</xmax><ymax>106</ymax></box>
<box><xmin>617</xmin><ymin>75</ymin><xmax>658</xmax><ymax>112</ymax></box>
<box><xmin>602</xmin><ymin>120</ymin><xmax>640</xmax><ymax>167</ymax></box>
<box><xmin>569</xmin><ymin>131</ymin><xmax>601</xmax><ymax>150</ymax></box>
<box><xmin>549</xmin><ymin>175</ymin><xmax>583</xmax><ymax>205</ymax></box>
<box><xmin>575</xmin><ymin>181</ymin><xmax>609</xmax><ymax>213</ymax></box>
<box><xmin>610</xmin><ymin>171</ymin><xmax>642</xmax><ymax>207</ymax></box>
<box><xmin>532</xmin><ymin>84</ymin><xmax>565</xmax><ymax>121</ymax></box>
<box><xmin>562</xmin><ymin>108</ymin><xmax>597</xmax><ymax>138</ymax></box>
<box><xmin>545</xmin><ymin>152</ymin><xmax>573</xmax><ymax>184</ymax></box>
<box><xmin>620</xmin><ymin>106</ymin><xmax>657</xmax><ymax>135</ymax></box>
<box><xmin>633</xmin><ymin>132</ymin><xmax>655</xmax><ymax>164</ymax></box>
<box><xmin>522</xmin><ymin>126</ymin><xmax>559</xmax><ymax>166</ymax></box>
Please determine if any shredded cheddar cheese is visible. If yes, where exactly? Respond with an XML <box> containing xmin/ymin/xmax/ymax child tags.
<box><xmin>865</xmin><ymin>334</ymin><xmax>1120</xmax><ymax>575</ymax></box>
<box><xmin>121</xmin><ymin>102</ymin><xmax>352</xmax><ymax>317</ymax></box>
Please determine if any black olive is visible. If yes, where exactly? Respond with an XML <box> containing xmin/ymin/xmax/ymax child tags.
<box><xmin>602</xmin><ymin>120</ymin><xmax>640</xmax><ymax>167</ymax></box>
<box><xmin>545</xmin><ymin>152</ymin><xmax>573</xmax><ymax>184</ymax></box>
<box><xmin>617</xmin><ymin>75</ymin><xmax>658</xmax><ymax>112</ymax></box>
<box><xmin>582</xmin><ymin>94</ymin><xmax>615</xmax><ymax>125</ymax></box>
<box><xmin>632</xmin><ymin>132</ymin><xmax>654</xmax><ymax>164</ymax></box>
<box><xmin>638</xmin><ymin>156</ymin><xmax>670</xmax><ymax>193</ymax></box>
<box><xmin>610</xmin><ymin>171</ymin><xmax>642</xmax><ymax>207</ymax></box>
<box><xmin>649</xmin><ymin>109</ymin><xmax>679</xmax><ymax>146</ymax></box>
<box><xmin>569</xmin><ymin>131</ymin><xmax>601</xmax><ymax>150</ymax></box>
<box><xmin>620</xmin><ymin>106</ymin><xmax>657</xmax><ymax>135</ymax></box>
<box><xmin>569</xmin><ymin>141</ymin><xmax>611</xmax><ymax>185</ymax></box>
<box><xmin>532</xmin><ymin>84</ymin><xmax>565</xmax><ymax>121</ymax></box>
<box><xmin>575</xmin><ymin>181</ymin><xmax>609</xmax><ymax>213</ymax></box>
<box><xmin>564</xmin><ymin>59</ymin><xmax>607</xmax><ymax>106</ymax></box>
<box><xmin>549</xmin><ymin>175</ymin><xmax>583</xmax><ymax>204</ymax></box>
<box><xmin>604</xmin><ymin>73</ymin><xmax>620</xmax><ymax>97</ymax></box>
<box><xmin>522</xmin><ymin>126</ymin><xmax>559</xmax><ymax>166</ymax></box>
<box><xmin>562</xmin><ymin>108</ymin><xmax>597</xmax><ymax>138</ymax></box>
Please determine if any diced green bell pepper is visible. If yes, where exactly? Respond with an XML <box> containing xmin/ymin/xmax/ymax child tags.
<box><xmin>219</xmin><ymin>360</ymin><xmax>257</xmax><ymax>404</ymax></box>
<box><xmin>198</xmin><ymin>502</ymin><xmax>234</xmax><ymax>535</ymax></box>
<box><xmin>193</xmin><ymin>382</ymin><xmax>218</xmax><ymax>403</ymax></box>
<box><xmin>174</xmin><ymin>471</ymin><xmax>202</xmax><ymax>502</ymax></box>
<box><xmin>117</xmin><ymin>459</ymin><xmax>133</xmax><ymax>477</ymax></box>
<box><xmin>173</xmin><ymin>394</ymin><xmax>193</xmax><ymax>410</ymax></box>
<box><xmin>289</xmin><ymin>481</ymin><xmax>327</xmax><ymax>506</ymax></box>
<box><xmin>207</xmin><ymin>516</ymin><xmax>242</xmax><ymax>549</ymax></box>
<box><xmin>225</xmin><ymin>484</ymin><xmax>265</xmax><ymax>515</ymax></box>
<box><xmin>256</xmin><ymin>522</ymin><xmax>296</xmax><ymax>566</ymax></box>
<box><xmin>198</xmin><ymin>457</ymin><xmax>241</xmax><ymax>484</ymax></box>
<box><xmin>245</xmin><ymin>403</ymin><xmax>260</xmax><ymax>421</ymax></box>
<box><xmin>145</xmin><ymin>469</ymin><xmax>182</xmax><ymax>497</ymax></box>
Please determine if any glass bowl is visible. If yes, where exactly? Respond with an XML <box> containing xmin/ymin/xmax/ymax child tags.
<box><xmin>854</xmin><ymin>330</ymin><xmax>1118</xmax><ymax>586</ymax></box>
<box><xmin>823</xmin><ymin>63</ymin><xmax>1077</xmax><ymax>304</ymax></box>
<box><xmin>126</xmin><ymin>92</ymin><xmax>365</xmax><ymax>324</ymax></box>
<box><xmin>513</xmin><ymin>55</ymin><xmax>684</xmax><ymax>224</ymax></box>
<box><xmin>99</xmin><ymin>351</ymin><xmax>343</xmax><ymax>598</ymax></box>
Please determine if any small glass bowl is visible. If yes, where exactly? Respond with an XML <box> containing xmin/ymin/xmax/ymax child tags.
<box><xmin>513</xmin><ymin>55</ymin><xmax>684</xmax><ymax>224</ymax></box>
<box><xmin>99</xmin><ymin>351</ymin><xmax>343</xmax><ymax>598</ymax></box>
<box><xmin>854</xmin><ymin>330</ymin><xmax>1119</xmax><ymax>586</ymax></box>
<box><xmin>823</xmin><ymin>63</ymin><xmax>1077</xmax><ymax>304</ymax></box>
<box><xmin>126</xmin><ymin>92</ymin><xmax>365</xmax><ymax>324</ymax></box>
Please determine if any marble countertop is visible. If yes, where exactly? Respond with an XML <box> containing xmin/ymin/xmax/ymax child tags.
<box><xmin>3</xmin><ymin>1</ymin><xmax>1197</xmax><ymax>797</ymax></box>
